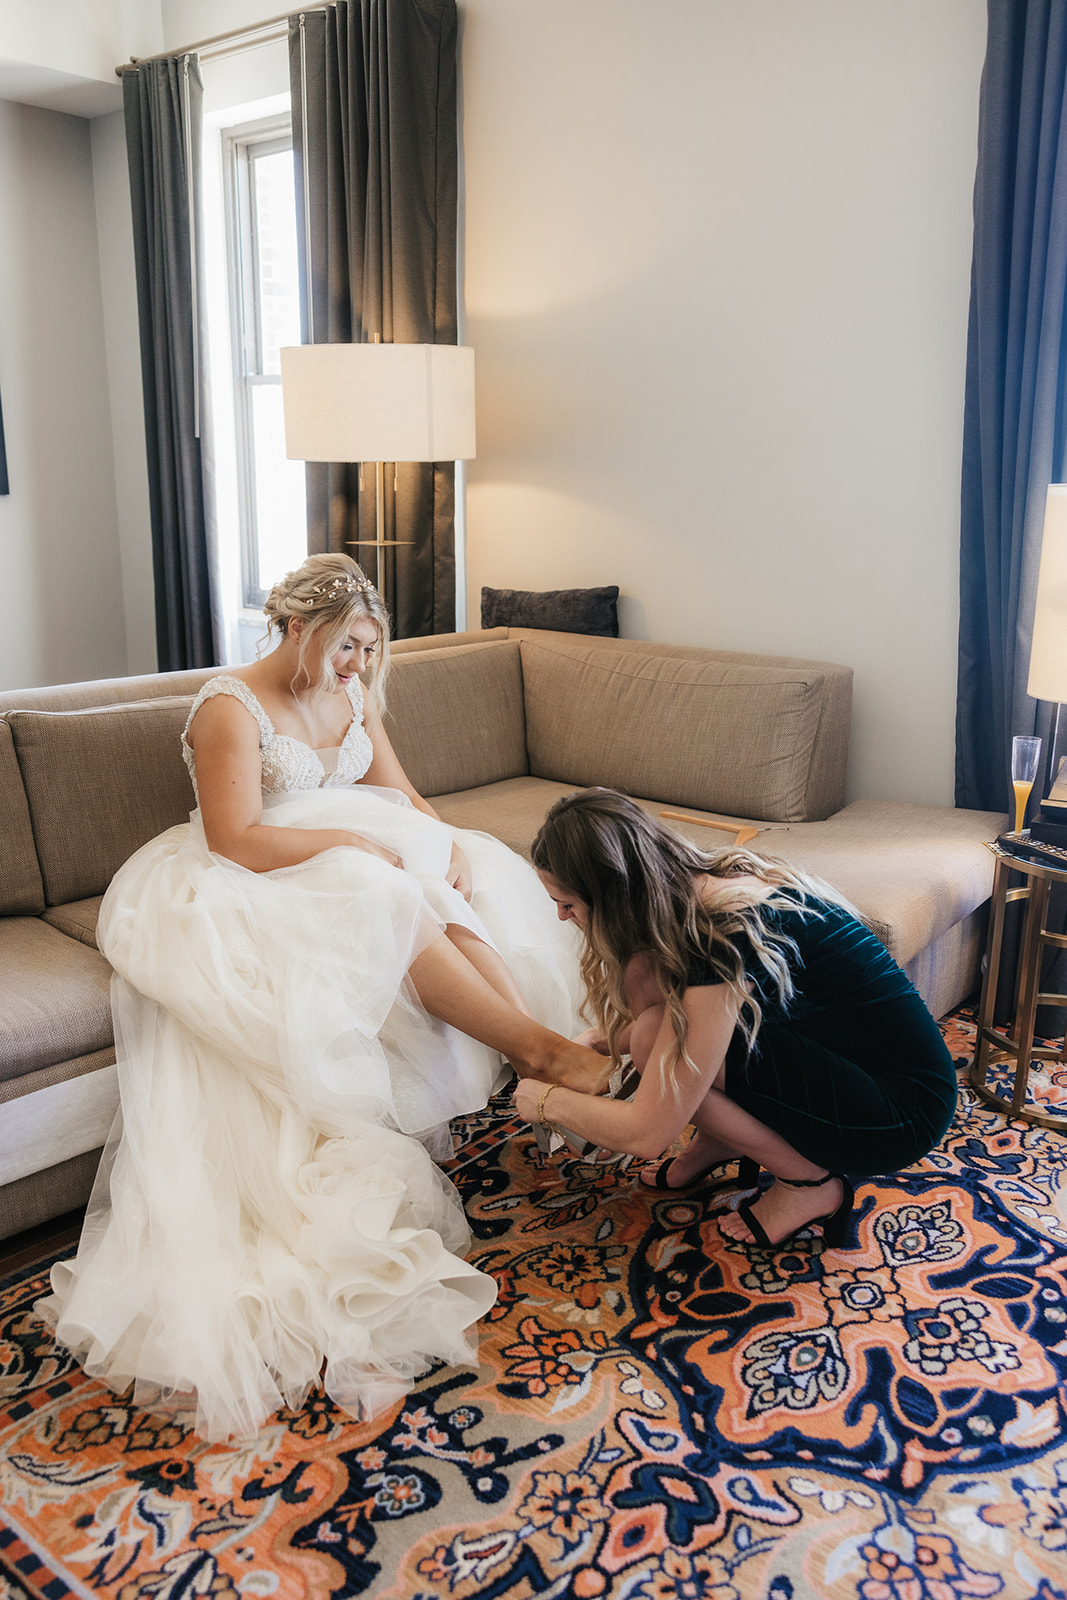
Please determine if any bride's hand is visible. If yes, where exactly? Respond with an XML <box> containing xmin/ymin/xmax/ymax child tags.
<box><xmin>446</xmin><ymin>841</ymin><xmax>473</xmax><ymax>901</ymax></box>
<box><xmin>347</xmin><ymin>833</ymin><xmax>402</xmax><ymax>868</ymax></box>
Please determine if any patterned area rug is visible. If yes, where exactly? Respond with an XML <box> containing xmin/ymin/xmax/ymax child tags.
<box><xmin>2</xmin><ymin>1007</ymin><xmax>1066</xmax><ymax>1600</ymax></box>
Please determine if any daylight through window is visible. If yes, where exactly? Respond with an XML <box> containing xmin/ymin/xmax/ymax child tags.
<box><xmin>223</xmin><ymin>116</ymin><xmax>307</xmax><ymax>609</ymax></box>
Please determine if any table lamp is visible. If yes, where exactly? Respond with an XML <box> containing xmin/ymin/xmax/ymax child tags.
<box><xmin>1027</xmin><ymin>484</ymin><xmax>1067</xmax><ymax>837</ymax></box>
<box><xmin>280</xmin><ymin>341</ymin><xmax>476</xmax><ymax>603</ymax></box>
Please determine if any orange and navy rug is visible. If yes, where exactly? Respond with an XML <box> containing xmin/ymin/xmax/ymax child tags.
<box><xmin>1</xmin><ymin>1007</ymin><xmax>1066</xmax><ymax>1599</ymax></box>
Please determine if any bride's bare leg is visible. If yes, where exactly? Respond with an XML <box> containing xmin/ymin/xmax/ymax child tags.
<box><xmin>445</xmin><ymin>925</ymin><xmax>531</xmax><ymax>1015</ymax></box>
<box><xmin>408</xmin><ymin>931</ymin><xmax>603</xmax><ymax>1088</ymax></box>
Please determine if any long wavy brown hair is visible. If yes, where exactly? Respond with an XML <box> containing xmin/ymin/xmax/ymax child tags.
<box><xmin>531</xmin><ymin>788</ymin><xmax>853</xmax><ymax>1094</ymax></box>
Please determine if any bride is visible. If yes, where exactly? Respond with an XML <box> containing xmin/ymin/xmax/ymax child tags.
<box><xmin>37</xmin><ymin>554</ymin><xmax>593</xmax><ymax>1441</ymax></box>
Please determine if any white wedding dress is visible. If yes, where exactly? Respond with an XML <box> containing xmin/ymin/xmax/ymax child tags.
<box><xmin>37</xmin><ymin>675</ymin><xmax>583</xmax><ymax>1442</ymax></box>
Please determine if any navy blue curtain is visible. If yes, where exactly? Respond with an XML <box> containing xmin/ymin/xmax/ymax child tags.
<box><xmin>958</xmin><ymin>1</ymin><xmax>1067</xmax><ymax>1034</ymax></box>
<box><xmin>956</xmin><ymin>1</ymin><xmax>1067</xmax><ymax>813</ymax></box>
<box><xmin>124</xmin><ymin>56</ymin><xmax>222</xmax><ymax>671</ymax></box>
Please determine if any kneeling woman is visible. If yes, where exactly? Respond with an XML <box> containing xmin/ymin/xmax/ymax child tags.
<box><xmin>516</xmin><ymin>789</ymin><xmax>957</xmax><ymax>1250</ymax></box>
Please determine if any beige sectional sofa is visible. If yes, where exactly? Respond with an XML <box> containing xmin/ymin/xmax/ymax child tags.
<box><xmin>0</xmin><ymin>627</ymin><xmax>1005</xmax><ymax>1241</ymax></box>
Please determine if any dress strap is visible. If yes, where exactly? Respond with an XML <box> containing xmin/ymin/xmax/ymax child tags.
<box><xmin>184</xmin><ymin>674</ymin><xmax>275</xmax><ymax>745</ymax></box>
<box><xmin>344</xmin><ymin>677</ymin><xmax>366</xmax><ymax>726</ymax></box>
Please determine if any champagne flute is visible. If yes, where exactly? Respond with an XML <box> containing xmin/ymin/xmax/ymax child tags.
<box><xmin>1011</xmin><ymin>735</ymin><xmax>1042</xmax><ymax>834</ymax></box>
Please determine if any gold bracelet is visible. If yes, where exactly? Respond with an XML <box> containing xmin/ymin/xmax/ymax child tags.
<box><xmin>536</xmin><ymin>1083</ymin><xmax>558</xmax><ymax>1130</ymax></box>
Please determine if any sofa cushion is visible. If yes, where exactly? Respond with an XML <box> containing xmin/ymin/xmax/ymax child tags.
<box><xmin>433</xmin><ymin>776</ymin><xmax>579</xmax><ymax>856</ymax></box>
<box><xmin>8</xmin><ymin>697</ymin><xmax>195</xmax><ymax>905</ymax></box>
<box><xmin>507</xmin><ymin>629</ymin><xmax>852</xmax><ymax>821</ymax></box>
<box><xmin>0</xmin><ymin>717</ymin><xmax>45</xmax><ymax>915</ymax></box>
<box><xmin>520</xmin><ymin>638</ymin><xmax>826</xmax><ymax>823</ymax></box>
<box><xmin>0</xmin><ymin>918</ymin><xmax>113</xmax><ymax>1080</ymax></box>
<box><xmin>385</xmin><ymin>641</ymin><xmax>529</xmax><ymax>797</ymax></box>
<box><xmin>724</xmin><ymin>799</ymin><xmax>1004</xmax><ymax>965</ymax></box>
<box><xmin>42</xmin><ymin>896</ymin><xmax>102</xmax><ymax>949</ymax></box>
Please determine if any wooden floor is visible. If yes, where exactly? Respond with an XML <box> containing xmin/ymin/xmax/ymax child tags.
<box><xmin>0</xmin><ymin>1210</ymin><xmax>85</xmax><ymax>1277</ymax></box>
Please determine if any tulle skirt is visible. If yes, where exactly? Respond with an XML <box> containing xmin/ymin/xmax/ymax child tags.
<box><xmin>36</xmin><ymin>786</ymin><xmax>583</xmax><ymax>1441</ymax></box>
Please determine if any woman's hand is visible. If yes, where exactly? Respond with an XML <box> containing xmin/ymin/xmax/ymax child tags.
<box><xmin>347</xmin><ymin>833</ymin><xmax>402</xmax><ymax>868</ymax></box>
<box><xmin>514</xmin><ymin>1076</ymin><xmax>554</xmax><ymax>1126</ymax></box>
<box><xmin>447</xmin><ymin>841</ymin><xmax>473</xmax><ymax>901</ymax></box>
<box><xmin>572</xmin><ymin>1027</ymin><xmax>611</xmax><ymax>1055</ymax></box>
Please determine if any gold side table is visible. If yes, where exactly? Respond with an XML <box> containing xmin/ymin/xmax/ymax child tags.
<box><xmin>969</xmin><ymin>842</ymin><xmax>1067</xmax><ymax>1131</ymax></box>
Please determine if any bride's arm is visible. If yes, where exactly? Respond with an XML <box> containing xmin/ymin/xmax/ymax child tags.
<box><xmin>189</xmin><ymin>696</ymin><xmax>401</xmax><ymax>873</ymax></box>
<box><xmin>360</xmin><ymin>715</ymin><xmax>473</xmax><ymax>899</ymax></box>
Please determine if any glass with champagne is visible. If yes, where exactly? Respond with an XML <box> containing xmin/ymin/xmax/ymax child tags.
<box><xmin>1011</xmin><ymin>734</ymin><xmax>1042</xmax><ymax>834</ymax></box>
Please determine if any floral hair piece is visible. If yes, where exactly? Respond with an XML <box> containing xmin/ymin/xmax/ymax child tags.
<box><xmin>302</xmin><ymin>574</ymin><xmax>377</xmax><ymax>605</ymax></box>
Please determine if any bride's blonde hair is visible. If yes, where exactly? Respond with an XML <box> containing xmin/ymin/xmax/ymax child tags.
<box><xmin>262</xmin><ymin>554</ymin><xmax>391</xmax><ymax>720</ymax></box>
<box><xmin>531</xmin><ymin>788</ymin><xmax>855</xmax><ymax>1094</ymax></box>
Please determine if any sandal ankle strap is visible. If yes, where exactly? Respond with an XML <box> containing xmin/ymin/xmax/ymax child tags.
<box><xmin>778</xmin><ymin>1171</ymin><xmax>836</xmax><ymax>1189</ymax></box>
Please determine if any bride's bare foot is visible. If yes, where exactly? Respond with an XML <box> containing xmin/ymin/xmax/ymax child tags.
<box><xmin>518</xmin><ymin>1036</ymin><xmax>610</xmax><ymax>1092</ymax></box>
<box><xmin>639</xmin><ymin>1132</ymin><xmax>736</xmax><ymax>1190</ymax></box>
<box><xmin>719</xmin><ymin>1175</ymin><xmax>843</xmax><ymax>1246</ymax></box>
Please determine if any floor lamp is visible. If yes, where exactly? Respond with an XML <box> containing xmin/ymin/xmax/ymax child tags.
<box><xmin>279</xmin><ymin>341</ymin><xmax>476</xmax><ymax>608</ymax></box>
<box><xmin>1028</xmin><ymin>484</ymin><xmax>1067</xmax><ymax>821</ymax></box>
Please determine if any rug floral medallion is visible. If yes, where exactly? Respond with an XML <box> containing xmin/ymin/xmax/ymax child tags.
<box><xmin>1</xmin><ymin>1009</ymin><xmax>1066</xmax><ymax>1600</ymax></box>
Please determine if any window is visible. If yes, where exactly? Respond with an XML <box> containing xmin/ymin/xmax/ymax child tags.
<box><xmin>222</xmin><ymin>116</ymin><xmax>307</xmax><ymax>609</ymax></box>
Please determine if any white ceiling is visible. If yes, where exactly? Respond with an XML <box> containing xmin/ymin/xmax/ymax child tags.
<box><xmin>0</xmin><ymin>58</ymin><xmax>123</xmax><ymax>117</ymax></box>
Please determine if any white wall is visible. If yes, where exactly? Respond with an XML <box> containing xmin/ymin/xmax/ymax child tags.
<box><xmin>161</xmin><ymin>0</ymin><xmax>270</xmax><ymax>50</ymax></box>
<box><xmin>0</xmin><ymin>0</ymin><xmax>989</xmax><ymax>796</ymax></box>
<box><xmin>0</xmin><ymin>99</ymin><xmax>128</xmax><ymax>689</ymax></box>
<box><xmin>0</xmin><ymin>0</ymin><xmax>160</xmax><ymax>115</ymax></box>
<box><xmin>459</xmin><ymin>0</ymin><xmax>987</xmax><ymax>806</ymax></box>
<box><xmin>0</xmin><ymin>0</ymin><xmax>159</xmax><ymax>688</ymax></box>
<box><xmin>0</xmin><ymin>0</ymin><xmax>283</xmax><ymax>689</ymax></box>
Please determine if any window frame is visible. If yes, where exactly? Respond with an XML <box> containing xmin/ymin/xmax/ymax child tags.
<box><xmin>221</xmin><ymin>113</ymin><xmax>303</xmax><ymax>612</ymax></box>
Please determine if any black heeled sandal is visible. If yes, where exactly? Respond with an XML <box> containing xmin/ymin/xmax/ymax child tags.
<box><xmin>640</xmin><ymin>1153</ymin><xmax>762</xmax><ymax>1194</ymax></box>
<box><xmin>732</xmin><ymin>1171</ymin><xmax>855</xmax><ymax>1250</ymax></box>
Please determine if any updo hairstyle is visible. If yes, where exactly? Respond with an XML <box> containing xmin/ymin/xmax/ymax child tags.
<box><xmin>263</xmin><ymin>553</ymin><xmax>390</xmax><ymax>718</ymax></box>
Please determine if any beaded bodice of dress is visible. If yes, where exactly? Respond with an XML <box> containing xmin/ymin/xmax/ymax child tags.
<box><xmin>181</xmin><ymin>675</ymin><xmax>375</xmax><ymax>801</ymax></box>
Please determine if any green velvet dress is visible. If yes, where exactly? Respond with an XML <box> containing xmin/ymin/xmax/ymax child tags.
<box><xmin>686</xmin><ymin>893</ymin><xmax>958</xmax><ymax>1178</ymax></box>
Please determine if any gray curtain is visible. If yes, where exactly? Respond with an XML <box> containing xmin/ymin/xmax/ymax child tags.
<box><xmin>956</xmin><ymin>1</ymin><xmax>1067</xmax><ymax>814</ymax></box>
<box><xmin>123</xmin><ymin>56</ymin><xmax>222</xmax><ymax>671</ymax></box>
<box><xmin>288</xmin><ymin>0</ymin><xmax>459</xmax><ymax>637</ymax></box>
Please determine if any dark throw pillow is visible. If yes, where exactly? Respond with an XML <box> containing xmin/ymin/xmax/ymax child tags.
<box><xmin>480</xmin><ymin>585</ymin><xmax>620</xmax><ymax>637</ymax></box>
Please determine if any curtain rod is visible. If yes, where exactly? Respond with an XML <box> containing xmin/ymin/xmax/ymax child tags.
<box><xmin>115</xmin><ymin>6</ymin><xmax>329</xmax><ymax>76</ymax></box>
